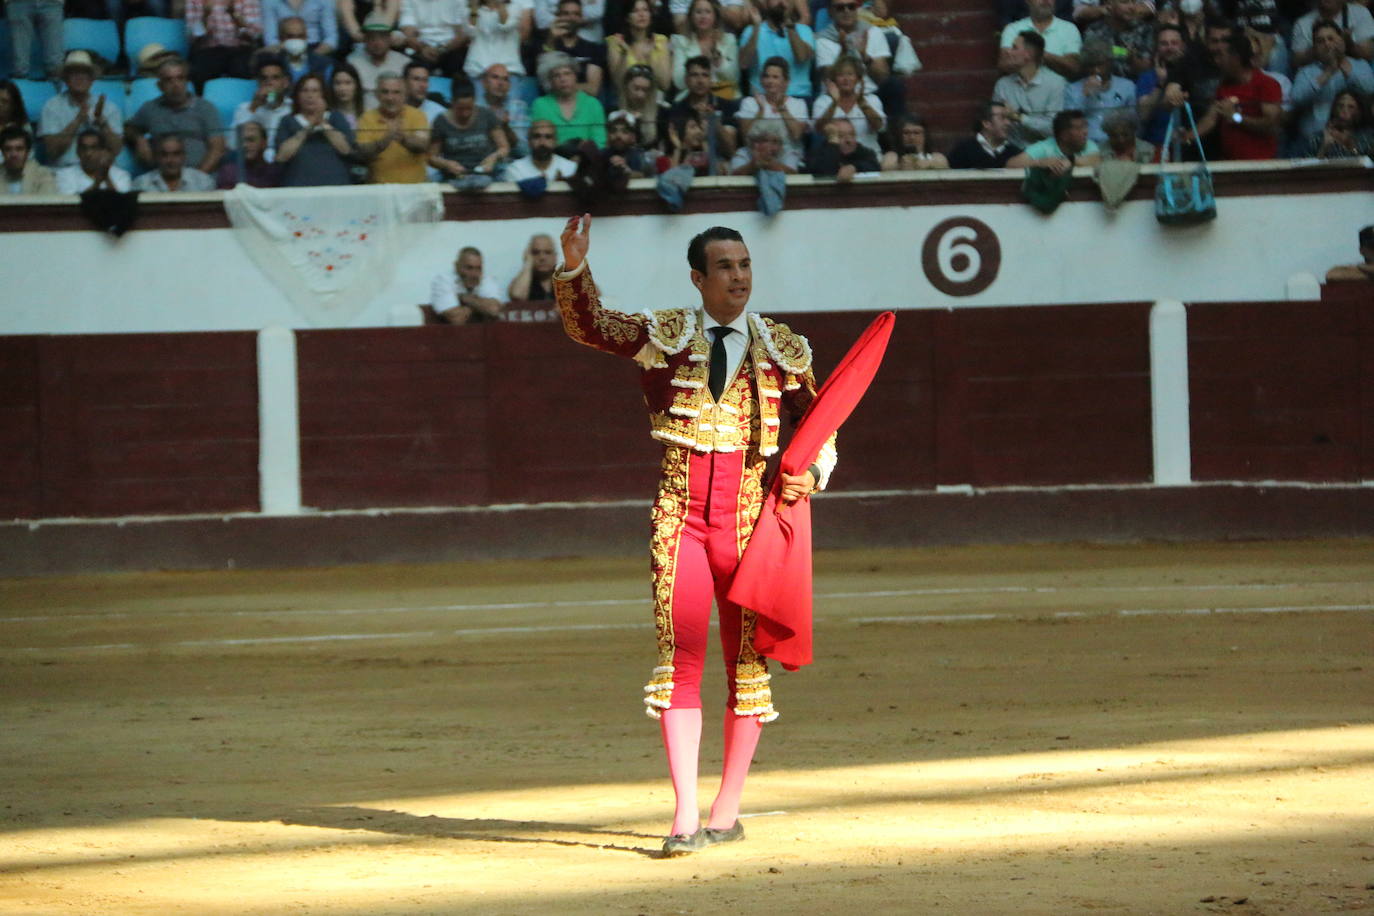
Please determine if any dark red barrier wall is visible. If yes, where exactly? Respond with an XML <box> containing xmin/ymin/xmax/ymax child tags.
<box><xmin>932</xmin><ymin>303</ymin><xmax>1154</xmax><ymax>486</ymax></box>
<box><xmin>0</xmin><ymin>333</ymin><xmax>260</xmax><ymax>518</ymax></box>
<box><xmin>1189</xmin><ymin>291</ymin><xmax>1373</xmax><ymax>481</ymax></box>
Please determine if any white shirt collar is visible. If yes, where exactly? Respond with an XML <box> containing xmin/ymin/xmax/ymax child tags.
<box><xmin>701</xmin><ymin>309</ymin><xmax>750</xmax><ymax>336</ymax></box>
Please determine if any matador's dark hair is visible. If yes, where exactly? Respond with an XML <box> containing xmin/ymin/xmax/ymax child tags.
<box><xmin>687</xmin><ymin>226</ymin><xmax>745</xmax><ymax>273</ymax></box>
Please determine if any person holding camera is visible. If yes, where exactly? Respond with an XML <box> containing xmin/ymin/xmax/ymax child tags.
<box><xmin>740</xmin><ymin>0</ymin><xmax>815</xmax><ymax>99</ymax></box>
<box><xmin>540</xmin><ymin>0</ymin><xmax>607</xmax><ymax>96</ymax></box>
<box><xmin>275</xmin><ymin>72</ymin><xmax>358</xmax><ymax>186</ymax></box>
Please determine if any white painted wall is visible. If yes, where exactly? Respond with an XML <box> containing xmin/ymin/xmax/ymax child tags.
<box><xmin>0</xmin><ymin>190</ymin><xmax>1365</xmax><ymax>335</ymax></box>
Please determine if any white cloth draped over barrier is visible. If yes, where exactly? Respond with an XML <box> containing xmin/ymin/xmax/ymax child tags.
<box><xmin>224</xmin><ymin>184</ymin><xmax>444</xmax><ymax>327</ymax></box>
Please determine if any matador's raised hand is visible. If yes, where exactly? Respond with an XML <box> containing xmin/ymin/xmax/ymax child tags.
<box><xmin>561</xmin><ymin>212</ymin><xmax>591</xmax><ymax>271</ymax></box>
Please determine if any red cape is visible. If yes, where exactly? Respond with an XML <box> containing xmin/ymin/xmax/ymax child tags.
<box><xmin>727</xmin><ymin>311</ymin><xmax>895</xmax><ymax>669</ymax></box>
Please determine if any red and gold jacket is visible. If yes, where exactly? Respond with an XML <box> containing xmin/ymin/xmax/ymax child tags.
<box><xmin>554</xmin><ymin>260</ymin><xmax>836</xmax><ymax>471</ymax></box>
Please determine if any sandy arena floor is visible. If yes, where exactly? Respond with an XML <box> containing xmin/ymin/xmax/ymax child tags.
<box><xmin>1</xmin><ymin>539</ymin><xmax>1372</xmax><ymax>915</ymax></box>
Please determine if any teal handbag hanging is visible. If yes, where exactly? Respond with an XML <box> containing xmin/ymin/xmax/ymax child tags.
<box><xmin>1155</xmin><ymin>102</ymin><xmax>1217</xmax><ymax>226</ymax></box>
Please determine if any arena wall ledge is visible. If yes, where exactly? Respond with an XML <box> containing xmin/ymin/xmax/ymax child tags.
<box><xmin>1</xmin><ymin>163</ymin><xmax>1371</xmax><ymax>574</ymax></box>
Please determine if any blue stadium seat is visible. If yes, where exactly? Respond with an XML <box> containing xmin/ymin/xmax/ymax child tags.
<box><xmin>123</xmin><ymin>17</ymin><xmax>188</xmax><ymax>75</ymax></box>
<box><xmin>125</xmin><ymin>76</ymin><xmax>161</xmax><ymax>118</ymax></box>
<box><xmin>14</xmin><ymin>79</ymin><xmax>58</xmax><ymax>123</ymax></box>
<box><xmin>201</xmin><ymin>77</ymin><xmax>255</xmax><ymax>130</ymax></box>
<box><xmin>63</xmin><ymin>18</ymin><xmax>121</xmax><ymax>64</ymax></box>
<box><xmin>0</xmin><ymin>21</ymin><xmax>11</xmax><ymax>80</ymax></box>
<box><xmin>515</xmin><ymin>75</ymin><xmax>539</xmax><ymax>104</ymax></box>
<box><xmin>428</xmin><ymin>75</ymin><xmax>451</xmax><ymax>102</ymax></box>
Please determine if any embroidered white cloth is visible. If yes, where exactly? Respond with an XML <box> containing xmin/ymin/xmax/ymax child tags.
<box><xmin>224</xmin><ymin>183</ymin><xmax>444</xmax><ymax>327</ymax></box>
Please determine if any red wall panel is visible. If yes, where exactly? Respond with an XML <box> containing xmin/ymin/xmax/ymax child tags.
<box><xmin>933</xmin><ymin>303</ymin><xmax>1153</xmax><ymax>487</ymax></box>
<box><xmin>0</xmin><ymin>337</ymin><xmax>42</xmax><ymax>519</ymax></box>
<box><xmin>22</xmin><ymin>333</ymin><xmax>260</xmax><ymax>518</ymax></box>
<box><xmin>1189</xmin><ymin>299</ymin><xmax>1367</xmax><ymax>481</ymax></box>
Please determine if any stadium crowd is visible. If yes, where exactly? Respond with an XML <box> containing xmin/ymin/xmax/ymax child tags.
<box><xmin>2</xmin><ymin>0</ymin><xmax>1372</xmax><ymax>196</ymax></box>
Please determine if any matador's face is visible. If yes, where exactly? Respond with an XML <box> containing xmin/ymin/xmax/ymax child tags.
<box><xmin>693</xmin><ymin>239</ymin><xmax>752</xmax><ymax>319</ymax></box>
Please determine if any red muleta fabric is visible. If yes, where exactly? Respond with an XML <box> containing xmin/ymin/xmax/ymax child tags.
<box><xmin>726</xmin><ymin>311</ymin><xmax>896</xmax><ymax>670</ymax></box>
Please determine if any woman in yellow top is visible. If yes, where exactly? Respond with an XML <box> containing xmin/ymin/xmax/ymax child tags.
<box><xmin>607</xmin><ymin>0</ymin><xmax>672</xmax><ymax>105</ymax></box>
<box><xmin>670</xmin><ymin>0</ymin><xmax>741</xmax><ymax>100</ymax></box>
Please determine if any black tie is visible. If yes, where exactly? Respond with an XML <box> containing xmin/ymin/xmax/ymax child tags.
<box><xmin>708</xmin><ymin>326</ymin><xmax>734</xmax><ymax>401</ymax></box>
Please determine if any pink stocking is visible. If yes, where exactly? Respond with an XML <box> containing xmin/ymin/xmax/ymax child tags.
<box><xmin>660</xmin><ymin>707</ymin><xmax>703</xmax><ymax>835</ymax></box>
<box><xmin>707</xmin><ymin>711</ymin><xmax>763</xmax><ymax>829</ymax></box>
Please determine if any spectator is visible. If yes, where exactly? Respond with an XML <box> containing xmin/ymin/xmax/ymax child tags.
<box><xmin>1</xmin><ymin>126</ymin><xmax>57</xmax><ymax>194</ymax></box>
<box><xmin>607</xmin><ymin>0</ymin><xmax>673</xmax><ymax>103</ymax></box>
<box><xmin>729</xmin><ymin>118</ymin><xmax>798</xmax><ymax>174</ymax></box>
<box><xmin>431</xmin><ymin>246</ymin><xmax>505</xmax><ymax>323</ymax></box>
<box><xmin>666</xmin><ymin>54</ymin><xmax>739</xmax><ymax>158</ymax></box>
<box><xmin>1290</xmin><ymin>20</ymin><xmax>1374</xmax><ymax>141</ymax></box>
<box><xmin>1102</xmin><ymin>109</ymin><xmax>1154</xmax><ymax>160</ymax></box>
<box><xmin>275</xmin><ymin>72</ymin><xmax>358</xmax><ymax>184</ymax></box>
<box><xmin>1188</xmin><ymin>30</ymin><xmax>1281</xmax><ymax>159</ymax></box>
<box><xmin>340</xmin><ymin>0</ymin><xmax>401</xmax><ymax>52</ymax></box>
<box><xmin>671</xmin><ymin>0</ymin><xmax>741</xmax><ymax>101</ymax></box>
<box><xmin>1083</xmin><ymin>0</ymin><xmax>1155</xmax><ymax>79</ymax></box>
<box><xmin>186</xmin><ymin>0</ymin><xmax>264</xmax><ymax>85</ymax></box>
<box><xmin>217</xmin><ymin>121</ymin><xmax>284</xmax><ymax>186</ymax></box>
<box><xmin>739</xmin><ymin>0</ymin><xmax>815</xmax><ymax>98</ymax></box>
<box><xmin>994</xmin><ymin>30</ymin><xmax>1068</xmax><ymax>147</ymax></box>
<box><xmin>809</xmin><ymin>115</ymin><xmax>879</xmax><ymax>180</ymax></box>
<box><xmin>133</xmin><ymin>134</ymin><xmax>219</xmax><ymax>191</ymax></box>
<box><xmin>1001</xmin><ymin>0</ymin><xmax>1082</xmax><ymax>80</ymax></box>
<box><xmin>430</xmin><ymin>78</ymin><xmax>510</xmax><ymax>180</ymax></box>
<box><xmin>1291</xmin><ymin>0</ymin><xmax>1374</xmax><ymax>70</ymax></box>
<box><xmin>1007</xmin><ymin>107</ymin><xmax>1101</xmax><ymax>167</ymax></box>
<box><xmin>331</xmin><ymin>62</ymin><xmax>367</xmax><ymax>126</ymax></box>
<box><xmin>664</xmin><ymin>109</ymin><xmax>724</xmax><ymax>173</ymax></box>
<box><xmin>1232</xmin><ymin>0</ymin><xmax>1286</xmax><ymax>75</ymax></box>
<box><xmin>0</xmin><ymin>82</ymin><xmax>30</xmax><ymax>136</ymax></box>
<box><xmin>1063</xmin><ymin>47</ymin><xmax>1137</xmax><ymax>143</ymax></box>
<box><xmin>881</xmin><ymin>113</ymin><xmax>948</xmax><ymax>169</ymax></box>
<box><xmin>616</xmin><ymin>64</ymin><xmax>665</xmax><ymax>148</ymax></box>
<box><xmin>56</xmin><ymin>129</ymin><xmax>132</xmax><ymax>193</ymax></box>
<box><xmin>736</xmin><ymin>56</ymin><xmax>809</xmax><ymax>168</ymax></box>
<box><xmin>811</xmin><ymin>54</ymin><xmax>885</xmax><ymax>156</ymax></box>
<box><xmin>477</xmin><ymin>63</ymin><xmax>531</xmax><ymax>154</ymax></box>
<box><xmin>6</xmin><ymin>0</ymin><xmax>63</xmax><ymax>81</ymax></box>
<box><xmin>531</xmin><ymin>0</ymin><xmax>607</xmax><ymax>46</ymax></box>
<box><xmin>231</xmin><ymin>55</ymin><xmax>294</xmax><ymax>152</ymax></box>
<box><xmin>126</xmin><ymin>58</ymin><xmax>227</xmax><ymax>175</ymax></box>
<box><xmin>507</xmin><ymin>233</ymin><xmax>559</xmax><ymax>300</ymax></box>
<box><xmin>350</xmin><ymin>11</ymin><xmax>415</xmax><ymax>104</ymax></box>
<box><xmin>1136</xmin><ymin>24</ymin><xmax>1196</xmax><ymax>147</ymax></box>
<box><xmin>1307</xmin><ymin>88</ymin><xmax>1372</xmax><ymax>156</ymax></box>
<box><xmin>270</xmin><ymin>16</ymin><xmax>337</xmax><ymax>82</ymax></box>
<box><xmin>531</xmin><ymin>51</ymin><xmax>608</xmax><ymax>145</ymax></box>
<box><xmin>357</xmin><ymin>72</ymin><xmax>432</xmax><ymax>181</ymax></box>
<box><xmin>1325</xmin><ymin>224</ymin><xmax>1374</xmax><ymax>281</ymax></box>
<box><xmin>400</xmin><ymin>0</ymin><xmax>471</xmax><ymax>76</ymax></box>
<box><xmin>814</xmin><ymin>0</ymin><xmax>891</xmax><ymax>100</ymax></box>
<box><xmin>134</xmin><ymin>43</ymin><xmax>183</xmax><ymax>80</ymax></box>
<box><xmin>404</xmin><ymin>60</ymin><xmax>450</xmax><ymax>122</ymax></box>
<box><xmin>602</xmin><ymin>109</ymin><xmax>654</xmax><ymax>174</ymax></box>
<box><xmin>262</xmin><ymin>0</ymin><xmax>338</xmax><ymax>56</ymax></box>
<box><xmin>540</xmin><ymin>0</ymin><xmax>607</xmax><ymax>97</ymax></box>
<box><xmin>504</xmin><ymin>118</ymin><xmax>578</xmax><ymax>180</ymax></box>
<box><xmin>40</xmin><ymin>51</ymin><xmax>124</xmax><ymax>170</ymax></box>
<box><xmin>947</xmin><ymin>100</ymin><xmax>1023</xmax><ymax>168</ymax></box>
<box><xmin>463</xmin><ymin>0</ymin><xmax>535</xmax><ymax>81</ymax></box>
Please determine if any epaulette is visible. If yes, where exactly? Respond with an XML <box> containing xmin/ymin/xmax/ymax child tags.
<box><xmin>750</xmin><ymin>314</ymin><xmax>813</xmax><ymax>375</ymax></box>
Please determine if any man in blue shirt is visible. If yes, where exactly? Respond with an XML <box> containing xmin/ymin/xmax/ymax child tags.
<box><xmin>740</xmin><ymin>0</ymin><xmax>815</xmax><ymax>98</ymax></box>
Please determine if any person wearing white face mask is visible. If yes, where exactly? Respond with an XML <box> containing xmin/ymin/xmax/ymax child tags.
<box><xmin>263</xmin><ymin>0</ymin><xmax>339</xmax><ymax>56</ymax></box>
<box><xmin>267</xmin><ymin>15</ymin><xmax>337</xmax><ymax>82</ymax></box>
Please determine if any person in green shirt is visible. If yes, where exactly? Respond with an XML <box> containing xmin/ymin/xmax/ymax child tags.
<box><xmin>530</xmin><ymin>51</ymin><xmax>608</xmax><ymax>147</ymax></box>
